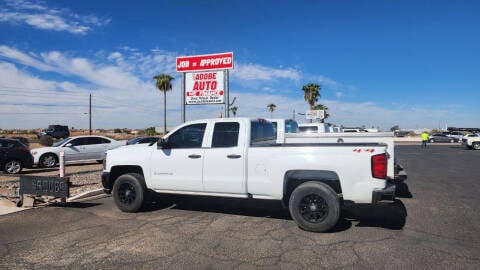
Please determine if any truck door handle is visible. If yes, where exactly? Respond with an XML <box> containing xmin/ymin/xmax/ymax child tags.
<box><xmin>227</xmin><ymin>154</ymin><xmax>241</xmax><ymax>159</ymax></box>
<box><xmin>188</xmin><ymin>154</ymin><xmax>201</xmax><ymax>159</ymax></box>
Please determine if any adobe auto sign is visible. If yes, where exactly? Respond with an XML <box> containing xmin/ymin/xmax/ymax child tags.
<box><xmin>176</xmin><ymin>52</ymin><xmax>234</xmax><ymax>72</ymax></box>
<box><xmin>185</xmin><ymin>71</ymin><xmax>225</xmax><ymax>104</ymax></box>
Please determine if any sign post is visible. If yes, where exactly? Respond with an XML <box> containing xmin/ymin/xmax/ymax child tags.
<box><xmin>59</xmin><ymin>151</ymin><xmax>65</xmax><ymax>177</ymax></box>
<box><xmin>176</xmin><ymin>52</ymin><xmax>234</xmax><ymax>123</ymax></box>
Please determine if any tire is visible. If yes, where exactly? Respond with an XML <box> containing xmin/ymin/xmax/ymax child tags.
<box><xmin>288</xmin><ymin>181</ymin><xmax>340</xmax><ymax>232</ymax></box>
<box><xmin>473</xmin><ymin>142</ymin><xmax>480</xmax><ymax>150</ymax></box>
<box><xmin>3</xmin><ymin>160</ymin><xmax>23</xmax><ymax>174</ymax></box>
<box><xmin>112</xmin><ymin>173</ymin><xmax>146</xmax><ymax>212</ymax></box>
<box><xmin>449</xmin><ymin>139</ymin><xmax>454</xmax><ymax>143</ymax></box>
<box><xmin>429</xmin><ymin>139</ymin><xmax>435</xmax><ymax>143</ymax></box>
<box><xmin>39</xmin><ymin>153</ymin><xmax>57</xmax><ymax>168</ymax></box>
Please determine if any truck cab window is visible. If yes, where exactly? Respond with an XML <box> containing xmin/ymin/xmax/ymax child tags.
<box><xmin>212</xmin><ymin>122</ymin><xmax>239</xmax><ymax>148</ymax></box>
<box><xmin>168</xmin><ymin>123</ymin><xmax>206</xmax><ymax>148</ymax></box>
<box><xmin>250</xmin><ymin>121</ymin><xmax>276</xmax><ymax>145</ymax></box>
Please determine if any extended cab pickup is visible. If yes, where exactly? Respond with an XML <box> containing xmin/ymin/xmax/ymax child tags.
<box><xmin>102</xmin><ymin>118</ymin><xmax>395</xmax><ymax>232</ymax></box>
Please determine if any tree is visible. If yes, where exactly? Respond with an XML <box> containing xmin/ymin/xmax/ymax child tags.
<box><xmin>302</xmin><ymin>83</ymin><xmax>321</xmax><ymax>109</ymax></box>
<box><xmin>144</xmin><ymin>127</ymin><xmax>157</xmax><ymax>136</ymax></box>
<box><xmin>312</xmin><ymin>104</ymin><xmax>330</xmax><ymax>122</ymax></box>
<box><xmin>302</xmin><ymin>83</ymin><xmax>321</xmax><ymax>123</ymax></box>
<box><xmin>230</xmin><ymin>106</ymin><xmax>238</xmax><ymax>117</ymax></box>
<box><xmin>153</xmin><ymin>74</ymin><xmax>174</xmax><ymax>135</ymax></box>
<box><xmin>267</xmin><ymin>103</ymin><xmax>276</xmax><ymax>118</ymax></box>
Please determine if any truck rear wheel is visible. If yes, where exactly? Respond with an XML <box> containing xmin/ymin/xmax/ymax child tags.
<box><xmin>112</xmin><ymin>173</ymin><xmax>146</xmax><ymax>212</ymax></box>
<box><xmin>289</xmin><ymin>181</ymin><xmax>340</xmax><ymax>232</ymax></box>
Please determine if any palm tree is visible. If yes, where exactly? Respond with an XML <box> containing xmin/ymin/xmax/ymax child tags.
<box><xmin>302</xmin><ymin>83</ymin><xmax>321</xmax><ymax>109</ymax></box>
<box><xmin>302</xmin><ymin>83</ymin><xmax>321</xmax><ymax>122</ymax></box>
<box><xmin>267</xmin><ymin>103</ymin><xmax>276</xmax><ymax>118</ymax></box>
<box><xmin>312</xmin><ymin>104</ymin><xmax>330</xmax><ymax>123</ymax></box>
<box><xmin>153</xmin><ymin>74</ymin><xmax>174</xmax><ymax>135</ymax></box>
<box><xmin>230</xmin><ymin>106</ymin><xmax>238</xmax><ymax>117</ymax></box>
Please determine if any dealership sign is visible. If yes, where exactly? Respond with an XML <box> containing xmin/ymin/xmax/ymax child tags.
<box><xmin>185</xmin><ymin>71</ymin><xmax>224</xmax><ymax>104</ymax></box>
<box><xmin>306</xmin><ymin>110</ymin><xmax>325</xmax><ymax>120</ymax></box>
<box><xmin>176</xmin><ymin>52</ymin><xmax>234</xmax><ymax>72</ymax></box>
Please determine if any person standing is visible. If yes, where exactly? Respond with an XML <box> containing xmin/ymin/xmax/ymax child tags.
<box><xmin>421</xmin><ymin>131</ymin><xmax>429</xmax><ymax>148</ymax></box>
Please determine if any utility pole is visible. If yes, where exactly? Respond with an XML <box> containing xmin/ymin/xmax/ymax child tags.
<box><xmin>89</xmin><ymin>93</ymin><xmax>92</xmax><ymax>135</ymax></box>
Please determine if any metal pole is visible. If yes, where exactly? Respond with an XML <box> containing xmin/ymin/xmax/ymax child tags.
<box><xmin>59</xmin><ymin>151</ymin><xmax>65</xmax><ymax>177</ymax></box>
<box><xmin>225</xmin><ymin>70</ymin><xmax>230</xmax><ymax>117</ymax></box>
<box><xmin>89</xmin><ymin>93</ymin><xmax>92</xmax><ymax>135</ymax></box>
<box><xmin>181</xmin><ymin>73</ymin><xmax>186</xmax><ymax>123</ymax></box>
<box><xmin>293</xmin><ymin>109</ymin><xmax>295</xmax><ymax>121</ymax></box>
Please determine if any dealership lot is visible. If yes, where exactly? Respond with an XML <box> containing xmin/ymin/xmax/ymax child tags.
<box><xmin>0</xmin><ymin>145</ymin><xmax>479</xmax><ymax>269</ymax></box>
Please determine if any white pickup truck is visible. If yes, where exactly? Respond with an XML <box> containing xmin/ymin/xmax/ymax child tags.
<box><xmin>102</xmin><ymin>118</ymin><xmax>395</xmax><ymax>232</ymax></box>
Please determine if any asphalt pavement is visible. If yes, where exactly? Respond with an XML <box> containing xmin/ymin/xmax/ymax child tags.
<box><xmin>0</xmin><ymin>144</ymin><xmax>479</xmax><ymax>269</ymax></box>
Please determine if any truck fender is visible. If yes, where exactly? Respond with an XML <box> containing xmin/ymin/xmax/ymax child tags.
<box><xmin>107</xmin><ymin>165</ymin><xmax>145</xmax><ymax>190</ymax></box>
<box><xmin>283</xmin><ymin>170</ymin><xmax>342</xmax><ymax>207</ymax></box>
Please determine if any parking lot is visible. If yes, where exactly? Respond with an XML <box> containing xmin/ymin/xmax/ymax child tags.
<box><xmin>0</xmin><ymin>144</ymin><xmax>479</xmax><ymax>269</ymax></box>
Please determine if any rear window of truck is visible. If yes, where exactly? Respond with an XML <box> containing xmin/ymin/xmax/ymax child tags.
<box><xmin>250</xmin><ymin>120</ymin><xmax>277</xmax><ymax>145</ymax></box>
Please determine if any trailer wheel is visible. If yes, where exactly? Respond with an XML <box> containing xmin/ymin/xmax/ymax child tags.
<box><xmin>289</xmin><ymin>181</ymin><xmax>340</xmax><ymax>232</ymax></box>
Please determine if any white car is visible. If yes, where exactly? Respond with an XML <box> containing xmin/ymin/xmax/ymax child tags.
<box><xmin>31</xmin><ymin>135</ymin><xmax>125</xmax><ymax>168</ymax></box>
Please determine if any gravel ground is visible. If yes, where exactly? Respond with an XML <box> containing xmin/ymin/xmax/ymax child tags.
<box><xmin>0</xmin><ymin>162</ymin><xmax>103</xmax><ymax>199</ymax></box>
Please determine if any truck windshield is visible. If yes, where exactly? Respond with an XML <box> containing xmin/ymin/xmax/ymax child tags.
<box><xmin>250</xmin><ymin>120</ymin><xmax>276</xmax><ymax>145</ymax></box>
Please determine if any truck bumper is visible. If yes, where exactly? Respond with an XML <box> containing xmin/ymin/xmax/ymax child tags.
<box><xmin>372</xmin><ymin>182</ymin><xmax>396</xmax><ymax>204</ymax></box>
<box><xmin>101</xmin><ymin>172</ymin><xmax>112</xmax><ymax>194</ymax></box>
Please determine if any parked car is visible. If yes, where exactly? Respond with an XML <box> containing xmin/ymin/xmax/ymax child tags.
<box><xmin>31</xmin><ymin>136</ymin><xmax>124</xmax><ymax>168</ymax></box>
<box><xmin>462</xmin><ymin>133</ymin><xmax>479</xmax><ymax>140</ymax></box>
<box><xmin>446</xmin><ymin>131</ymin><xmax>465</xmax><ymax>140</ymax></box>
<box><xmin>37</xmin><ymin>125</ymin><xmax>69</xmax><ymax>139</ymax></box>
<box><xmin>462</xmin><ymin>134</ymin><xmax>480</xmax><ymax>150</ymax></box>
<box><xmin>428</xmin><ymin>133</ymin><xmax>459</xmax><ymax>143</ymax></box>
<box><xmin>126</xmin><ymin>136</ymin><xmax>159</xmax><ymax>145</ymax></box>
<box><xmin>0</xmin><ymin>138</ymin><xmax>34</xmax><ymax>174</ymax></box>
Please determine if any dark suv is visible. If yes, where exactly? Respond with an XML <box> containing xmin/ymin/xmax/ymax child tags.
<box><xmin>37</xmin><ymin>125</ymin><xmax>69</xmax><ymax>139</ymax></box>
<box><xmin>0</xmin><ymin>138</ymin><xmax>33</xmax><ymax>174</ymax></box>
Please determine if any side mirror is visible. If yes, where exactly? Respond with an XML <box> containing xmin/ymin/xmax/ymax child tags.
<box><xmin>157</xmin><ymin>138</ymin><xmax>170</xmax><ymax>149</ymax></box>
<box><xmin>64</xmin><ymin>143</ymin><xmax>73</xmax><ymax>147</ymax></box>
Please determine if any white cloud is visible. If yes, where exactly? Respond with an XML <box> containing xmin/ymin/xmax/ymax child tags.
<box><xmin>0</xmin><ymin>0</ymin><xmax>109</xmax><ymax>34</ymax></box>
<box><xmin>335</xmin><ymin>92</ymin><xmax>344</xmax><ymax>98</ymax></box>
<box><xmin>315</xmin><ymin>75</ymin><xmax>338</xmax><ymax>87</ymax></box>
<box><xmin>232</xmin><ymin>63</ymin><xmax>301</xmax><ymax>82</ymax></box>
<box><xmin>0</xmin><ymin>45</ymin><xmax>53</xmax><ymax>71</ymax></box>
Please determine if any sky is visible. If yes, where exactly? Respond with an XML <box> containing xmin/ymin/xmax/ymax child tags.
<box><xmin>0</xmin><ymin>0</ymin><xmax>479</xmax><ymax>131</ymax></box>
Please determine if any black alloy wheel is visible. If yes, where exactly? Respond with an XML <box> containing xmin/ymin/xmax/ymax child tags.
<box><xmin>298</xmin><ymin>194</ymin><xmax>329</xmax><ymax>223</ymax></box>
<box><xmin>289</xmin><ymin>181</ymin><xmax>340</xmax><ymax>232</ymax></box>
<box><xmin>118</xmin><ymin>182</ymin><xmax>136</xmax><ymax>206</ymax></box>
<box><xmin>112</xmin><ymin>173</ymin><xmax>146</xmax><ymax>212</ymax></box>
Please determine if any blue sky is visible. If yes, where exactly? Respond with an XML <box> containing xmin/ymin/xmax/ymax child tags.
<box><xmin>0</xmin><ymin>0</ymin><xmax>478</xmax><ymax>130</ymax></box>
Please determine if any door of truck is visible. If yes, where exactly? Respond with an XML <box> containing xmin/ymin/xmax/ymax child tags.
<box><xmin>150</xmin><ymin>123</ymin><xmax>206</xmax><ymax>192</ymax></box>
<box><xmin>202</xmin><ymin>121</ymin><xmax>246</xmax><ymax>194</ymax></box>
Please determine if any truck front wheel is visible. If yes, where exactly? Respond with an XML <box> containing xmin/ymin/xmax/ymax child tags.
<box><xmin>112</xmin><ymin>173</ymin><xmax>146</xmax><ymax>212</ymax></box>
<box><xmin>289</xmin><ymin>181</ymin><xmax>340</xmax><ymax>232</ymax></box>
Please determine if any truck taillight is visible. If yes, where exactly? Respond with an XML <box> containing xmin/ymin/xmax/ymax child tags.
<box><xmin>372</xmin><ymin>154</ymin><xmax>387</xmax><ymax>179</ymax></box>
